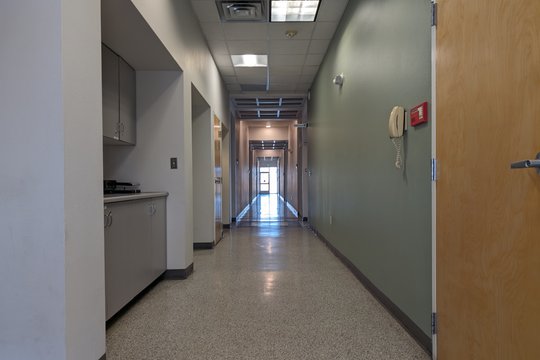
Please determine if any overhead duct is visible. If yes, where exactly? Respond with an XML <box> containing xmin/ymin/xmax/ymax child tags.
<box><xmin>216</xmin><ymin>1</ymin><xmax>268</xmax><ymax>22</ymax></box>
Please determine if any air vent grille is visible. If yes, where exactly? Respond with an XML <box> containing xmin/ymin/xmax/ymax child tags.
<box><xmin>216</xmin><ymin>1</ymin><xmax>267</xmax><ymax>22</ymax></box>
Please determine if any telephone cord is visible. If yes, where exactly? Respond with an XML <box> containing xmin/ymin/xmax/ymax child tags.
<box><xmin>392</xmin><ymin>137</ymin><xmax>402</xmax><ymax>169</ymax></box>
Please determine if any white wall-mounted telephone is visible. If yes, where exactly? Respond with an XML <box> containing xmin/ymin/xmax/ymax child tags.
<box><xmin>388</xmin><ymin>106</ymin><xmax>405</xmax><ymax>138</ymax></box>
<box><xmin>388</xmin><ymin>106</ymin><xmax>405</xmax><ymax>168</ymax></box>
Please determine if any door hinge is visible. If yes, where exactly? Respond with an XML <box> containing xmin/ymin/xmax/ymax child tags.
<box><xmin>431</xmin><ymin>312</ymin><xmax>438</xmax><ymax>335</ymax></box>
<box><xmin>431</xmin><ymin>158</ymin><xmax>438</xmax><ymax>181</ymax></box>
<box><xmin>431</xmin><ymin>2</ymin><xmax>438</xmax><ymax>27</ymax></box>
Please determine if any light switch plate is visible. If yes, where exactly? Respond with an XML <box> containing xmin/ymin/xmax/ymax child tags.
<box><xmin>170</xmin><ymin>157</ymin><xmax>178</xmax><ymax>169</ymax></box>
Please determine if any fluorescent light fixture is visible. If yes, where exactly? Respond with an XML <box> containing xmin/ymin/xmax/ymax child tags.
<box><xmin>271</xmin><ymin>0</ymin><xmax>320</xmax><ymax>22</ymax></box>
<box><xmin>231</xmin><ymin>54</ymin><xmax>268</xmax><ymax>67</ymax></box>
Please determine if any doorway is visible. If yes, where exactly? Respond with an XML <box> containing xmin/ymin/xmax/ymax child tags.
<box><xmin>191</xmin><ymin>86</ymin><xmax>214</xmax><ymax>247</ymax></box>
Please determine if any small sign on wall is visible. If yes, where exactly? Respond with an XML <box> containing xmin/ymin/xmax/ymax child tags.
<box><xmin>410</xmin><ymin>101</ymin><xmax>429</xmax><ymax>127</ymax></box>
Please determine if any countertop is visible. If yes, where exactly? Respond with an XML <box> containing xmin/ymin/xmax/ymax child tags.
<box><xmin>104</xmin><ymin>192</ymin><xmax>169</xmax><ymax>204</ymax></box>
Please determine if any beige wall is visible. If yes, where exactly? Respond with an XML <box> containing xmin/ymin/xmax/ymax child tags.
<box><xmin>249</xmin><ymin>125</ymin><xmax>289</xmax><ymax>141</ymax></box>
<box><xmin>235</xmin><ymin>121</ymin><xmax>251</xmax><ymax>214</ymax></box>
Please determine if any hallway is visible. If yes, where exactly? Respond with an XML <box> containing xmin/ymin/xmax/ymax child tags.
<box><xmin>237</xmin><ymin>194</ymin><xmax>299</xmax><ymax>225</ymax></box>
<box><xmin>106</xmin><ymin>224</ymin><xmax>429</xmax><ymax>359</ymax></box>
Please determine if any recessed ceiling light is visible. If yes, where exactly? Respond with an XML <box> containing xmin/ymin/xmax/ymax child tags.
<box><xmin>231</xmin><ymin>54</ymin><xmax>268</xmax><ymax>67</ymax></box>
<box><xmin>266</xmin><ymin>123</ymin><xmax>271</xmax><ymax>128</ymax></box>
<box><xmin>271</xmin><ymin>0</ymin><xmax>320</xmax><ymax>22</ymax></box>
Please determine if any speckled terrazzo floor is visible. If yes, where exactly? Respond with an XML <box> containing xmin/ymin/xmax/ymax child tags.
<box><xmin>106</xmin><ymin>224</ymin><xmax>431</xmax><ymax>360</ymax></box>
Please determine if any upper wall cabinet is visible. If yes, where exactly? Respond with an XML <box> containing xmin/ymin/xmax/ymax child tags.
<box><xmin>102</xmin><ymin>44</ymin><xmax>136</xmax><ymax>145</ymax></box>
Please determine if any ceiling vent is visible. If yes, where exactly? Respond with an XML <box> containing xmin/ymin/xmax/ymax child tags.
<box><xmin>216</xmin><ymin>1</ymin><xmax>268</xmax><ymax>22</ymax></box>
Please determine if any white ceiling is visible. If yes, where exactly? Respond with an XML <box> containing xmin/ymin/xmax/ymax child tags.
<box><xmin>190</xmin><ymin>0</ymin><xmax>349</xmax><ymax>96</ymax></box>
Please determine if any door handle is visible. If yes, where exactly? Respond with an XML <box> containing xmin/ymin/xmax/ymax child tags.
<box><xmin>510</xmin><ymin>153</ymin><xmax>540</xmax><ymax>173</ymax></box>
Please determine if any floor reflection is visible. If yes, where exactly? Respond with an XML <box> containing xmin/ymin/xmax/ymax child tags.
<box><xmin>237</xmin><ymin>194</ymin><xmax>298</xmax><ymax>227</ymax></box>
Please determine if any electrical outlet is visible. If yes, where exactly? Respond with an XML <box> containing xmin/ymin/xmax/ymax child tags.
<box><xmin>170</xmin><ymin>157</ymin><xmax>178</xmax><ymax>169</ymax></box>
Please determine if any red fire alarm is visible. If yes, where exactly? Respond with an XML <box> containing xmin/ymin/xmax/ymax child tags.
<box><xmin>410</xmin><ymin>101</ymin><xmax>429</xmax><ymax>127</ymax></box>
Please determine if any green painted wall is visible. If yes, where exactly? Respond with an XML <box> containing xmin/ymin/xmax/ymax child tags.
<box><xmin>308</xmin><ymin>0</ymin><xmax>432</xmax><ymax>336</ymax></box>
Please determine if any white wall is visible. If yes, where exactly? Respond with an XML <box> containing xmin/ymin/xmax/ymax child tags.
<box><xmin>131</xmin><ymin>0</ymin><xmax>229</xmax><ymax>126</ymax></box>
<box><xmin>63</xmin><ymin>0</ymin><xmax>106</xmax><ymax>358</ymax></box>
<box><xmin>0</xmin><ymin>0</ymin><xmax>104</xmax><ymax>359</ymax></box>
<box><xmin>192</xmin><ymin>104</ymin><xmax>215</xmax><ymax>244</ymax></box>
<box><xmin>103</xmin><ymin>71</ymin><xmax>193</xmax><ymax>269</ymax></box>
<box><xmin>129</xmin><ymin>0</ymin><xmax>231</xmax><ymax>246</ymax></box>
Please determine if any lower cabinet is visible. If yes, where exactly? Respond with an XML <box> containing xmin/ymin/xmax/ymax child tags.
<box><xmin>104</xmin><ymin>197</ymin><xmax>166</xmax><ymax>320</ymax></box>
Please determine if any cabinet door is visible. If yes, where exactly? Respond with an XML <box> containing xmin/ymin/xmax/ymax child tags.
<box><xmin>118</xmin><ymin>57</ymin><xmax>136</xmax><ymax>145</ymax></box>
<box><xmin>150</xmin><ymin>198</ymin><xmax>167</xmax><ymax>278</ymax></box>
<box><xmin>104</xmin><ymin>201</ymin><xmax>150</xmax><ymax>320</ymax></box>
<box><xmin>101</xmin><ymin>45</ymin><xmax>119</xmax><ymax>141</ymax></box>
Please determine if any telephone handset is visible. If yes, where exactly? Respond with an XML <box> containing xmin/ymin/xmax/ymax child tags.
<box><xmin>388</xmin><ymin>106</ymin><xmax>405</xmax><ymax>168</ymax></box>
<box><xmin>388</xmin><ymin>106</ymin><xmax>405</xmax><ymax>138</ymax></box>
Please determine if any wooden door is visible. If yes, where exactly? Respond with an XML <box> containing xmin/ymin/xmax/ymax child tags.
<box><xmin>214</xmin><ymin>115</ymin><xmax>223</xmax><ymax>244</ymax></box>
<box><xmin>436</xmin><ymin>1</ymin><xmax>540</xmax><ymax>358</ymax></box>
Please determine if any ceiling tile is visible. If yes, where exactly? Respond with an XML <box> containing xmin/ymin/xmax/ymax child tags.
<box><xmin>213</xmin><ymin>54</ymin><xmax>233</xmax><ymax>68</ymax></box>
<box><xmin>270</xmin><ymin>65</ymin><xmax>303</xmax><ymax>75</ymax></box>
<box><xmin>237</xmin><ymin>77</ymin><xmax>267</xmax><ymax>84</ymax></box>
<box><xmin>201</xmin><ymin>22</ymin><xmax>225</xmax><ymax>40</ymax></box>
<box><xmin>312</xmin><ymin>21</ymin><xmax>338</xmax><ymax>40</ymax></box>
<box><xmin>317</xmin><ymin>0</ymin><xmax>349</xmax><ymax>22</ymax></box>
<box><xmin>268</xmin><ymin>23</ymin><xmax>315</xmax><ymax>40</ymax></box>
<box><xmin>227</xmin><ymin>83</ymin><xmax>242</xmax><ymax>91</ymax></box>
<box><xmin>235</xmin><ymin>68</ymin><xmax>268</xmax><ymax>78</ymax></box>
<box><xmin>270</xmin><ymin>40</ymin><xmax>310</xmax><ymax>55</ymax></box>
<box><xmin>219</xmin><ymin>66</ymin><xmax>236</xmax><ymax>76</ymax></box>
<box><xmin>223</xmin><ymin>23</ymin><xmax>269</xmax><ymax>40</ymax></box>
<box><xmin>304</xmin><ymin>53</ymin><xmax>324</xmax><ymax>66</ymax></box>
<box><xmin>269</xmin><ymin>54</ymin><xmax>305</xmax><ymax>66</ymax></box>
<box><xmin>227</xmin><ymin>40</ymin><xmax>269</xmax><ymax>54</ymax></box>
<box><xmin>269</xmin><ymin>83</ymin><xmax>297</xmax><ymax>91</ymax></box>
<box><xmin>223</xmin><ymin>75</ymin><xmax>237</xmax><ymax>84</ymax></box>
<box><xmin>236</xmin><ymin>68</ymin><xmax>268</xmax><ymax>83</ymax></box>
<box><xmin>300</xmin><ymin>73</ymin><xmax>316</xmax><ymax>83</ymax></box>
<box><xmin>301</xmin><ymin>66</ymin><xmax>319</xmax><ymax>76</ymax></box>
<box><xmin>308</xmin><ymin>39</ymin><xmax>331</xmax><ymax>54</ymax></box>
<box><xmin>270</xmin><ymin>74</ymin><xmax>300</xmax><ymax>83</ymax></box>
<box><xmin>190</xmin><ymin>1</ymin><xmax>220</xmax><ymax>22</ymax></box>
<box><xmin>208</xmin><ymin>40</ymin><xmax>229</xmax><ymax>55</ymax></box>
<box><xmin>296</xmin><ymin>83</ymin><xmax>312</xmax><ymax>91</ymax></box>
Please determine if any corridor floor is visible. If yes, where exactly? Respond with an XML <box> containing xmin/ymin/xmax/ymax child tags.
<box><xmin>106</xmin><ymin>224</ymin><xmax>430</xmax><ymax>359</ymax></box>
<box><xmin>236</xmin><ymin>194</ymin><xmax>298</xmax><ymax>225</ymax></box>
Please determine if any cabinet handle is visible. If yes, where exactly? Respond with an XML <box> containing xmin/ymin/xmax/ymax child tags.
<box><xmin>104</xmin><ymin>211</ymin><xmax>113</xmax><ymax>228</ymax></box>
<box><xmin>119</xmin><ymin>122</ymin><xmax>125</xmax><ymax>134</ymax></box>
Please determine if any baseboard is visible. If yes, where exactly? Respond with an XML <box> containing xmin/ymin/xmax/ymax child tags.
<box><xmin>236</xmin><ymin>203</ymin><xmax>251</xmax><ymax>222</ymax></box>
<box><xmin>286</xmin><ymin>201</ymin><xmax>299</xmax><ymax>218</ymax></box>
<box><xmin>99</xmin><ymin>354</ymin><xmax>106</xmax><ymax>360</ymax></box>
<box><xmin>193</xmin><ymin>242</ymin><xmax>213</xmax><ymax>250</ymax></box>
<box><xmin>163</xmin><ymin>263</ymin><xmax>194</xmax><ymax>280</ymax></box>
<box><xmin>309</xmin><ymin>225</ymin><xmax>432</xmax><ymax>355</ymax></box>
